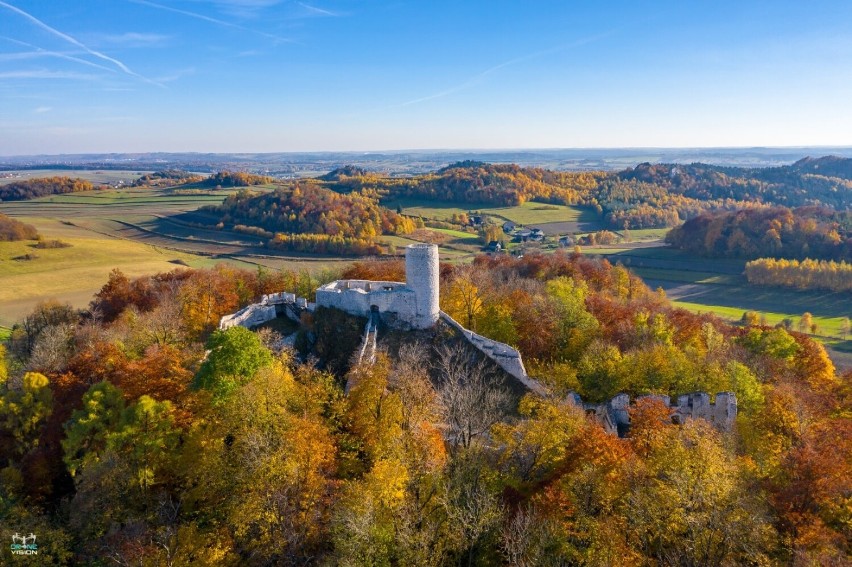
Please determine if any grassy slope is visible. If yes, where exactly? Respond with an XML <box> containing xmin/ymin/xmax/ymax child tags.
<box><xmin>387</xmin><ymin>198</ymin><xmax>600</xmax><ymax>226</ymax></box>
<box><xmin>0</xmin><ymin>218</ymin><xmax>206</xmax><ymax>326</ymax></box>
<box><xmin>0</xmin><ymin>217</ymin><xmax>349</xmax><ymax>328</ymax></box>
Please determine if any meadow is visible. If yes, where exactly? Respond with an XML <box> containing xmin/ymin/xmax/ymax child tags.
<box><xmin>0</xmin><ymin>185</ymin><xmax>352</xmax><ymax>326</ymax></box>
<box><xmin>385</xmin><ymin>198</ymin><xmax>603</xmax><ymax>232</ymax></box>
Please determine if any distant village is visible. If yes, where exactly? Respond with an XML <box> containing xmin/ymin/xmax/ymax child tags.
<box><xmin>466</xmin><ymin>211</ymin><xmax>575</xmax><ymax>254</ymax></box>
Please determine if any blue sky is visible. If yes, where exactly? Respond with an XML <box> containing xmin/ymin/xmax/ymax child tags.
<box><xmin>1</xmin><ymin>0</ymin><xmax>851</xmax><ymax>154</ymax></box>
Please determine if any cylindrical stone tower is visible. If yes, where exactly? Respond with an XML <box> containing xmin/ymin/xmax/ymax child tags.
<box><xmin>405</xmin><ymin>243</ymin><xmax>440</xmax><ymax>328</ymax></box>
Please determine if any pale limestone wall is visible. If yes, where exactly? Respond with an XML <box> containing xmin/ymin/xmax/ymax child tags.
<box><xmin>405</xmin><ymin>244</ymin><xmax>440</xmax><ymax>329</ymax></box>
<box><xmin>313</xmin><ymin>244</ymin><xmax>439</xmax><ymax>330</ymax></box>
<box><xmin>264</xmin><ymin>292</ymin><xmax>296</xmax><ymax>304</ymax></box>
<box><xmin>676</xmin><ymin>392</ymin><xmax>737</xmax><ymax>430</ymax></box>
<box><xmin>219</xmin><ymin>292</ymin><xmax>301</xmax><ymax>330</ymax></box>
<box><xmin>440</xmin><ymin>311</ymin><xmax>548</xmax><ymax>396</ymax></box>
<box><xmin>219</xmin><ymin>303</ymin><xmax>277</xmax><ymax>330</ymax></box>
<box><xmin>314</xmin><ymin>280</ymin><xmax>419</xmax><ymax>325</ymax></box>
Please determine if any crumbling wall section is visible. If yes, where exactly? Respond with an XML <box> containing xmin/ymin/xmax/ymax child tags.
<box><xmin>219</xmin><ymin>303</ymin><xmax>277</xmax><ymax>330</ymax></box>
<box><xmin>573</xmin><ymin>391</ymin><xmax>738</xmax><ymax>435</ymax></box>
<box><xmin>219</xmin><ymin>292</ymin><xmax>303</xmax><ymax>330</ymax></box>
<box><xmin>440</xmin><ymin>311</ymin><xmax>547</xmax><ymax>396</ymax></box>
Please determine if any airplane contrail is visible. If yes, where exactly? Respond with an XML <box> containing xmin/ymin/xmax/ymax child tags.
<box><xmin>0</xmin><ymin>0</ymin><xmax>163</xmax><ymax>87</ymax></box>
<box><xmin>0</xmin><ymin>36</ymin><xmax>117</xmax><ymax>73</ymax></box>
<box><xmin>131</xmin><ymin>0</ymin><xmax>292</xmax><ymax>44</ymax></box>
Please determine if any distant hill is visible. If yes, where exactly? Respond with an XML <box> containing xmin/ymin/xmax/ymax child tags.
<box><xmin>617</xmin><ymin>160</ymin><xmax>852</xmax><ymax>210</ymax></box>
<box><xmin>191</xmin><ymin>171</ymin><xmax>274</xmax><ymax>188</ymax></box>
<box><xmin>132</xmin><ymin>170</ymin><xmax>204</xmax><ymax>187</ymax></box>
<box><xmin>317</xmin><ymin>165</ymin><xmax>369</xmax><ymax>181</ymax></box>
<box><xmin>298</xmin><ymin>158</ymin><xmax>852</xmax><ymax>230</ymax></box>
<box><xmin>788</xmin><ymin>155</ymin><xmax>852</xmax><ymax>179</ymax></box>
<box><xmin>665</xmin><ymin>206</ymin><xmax>852</xmax><ymax>261</ymax></box>
<box><xmin>319</xmin><ymin>161</ymin><xmax>604</xmax><ymax>207</ymax></box>
<box><xmin>202</xmin><ymin>182</ymin><xmax>416</xmax><ymax>255</ymax></box>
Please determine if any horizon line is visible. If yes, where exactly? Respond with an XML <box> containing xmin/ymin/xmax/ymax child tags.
<box><xmin>2</xmin><ymin>144</ymin><xmax>852</xmax><ymax>159</ymax></box>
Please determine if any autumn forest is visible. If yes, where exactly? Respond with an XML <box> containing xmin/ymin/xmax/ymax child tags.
<box><xmin>0</xmin><ymin>248</ymin><xmax>849</xmax><ymax>565</ymax></box>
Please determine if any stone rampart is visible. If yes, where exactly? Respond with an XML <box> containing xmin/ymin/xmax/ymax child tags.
<box><xmin>219</xmin><ymin>303</ymin><xmax>277</xmax><ymax>330</ymax></box>
<box><xmin>440</xmin><ymin>311</ymin><xmax>548</xmax><ymax>396</ymax></box>
<box><xmin>219</xmin><ymin>292</ymin><xmax>305</xmax><ymax>330</ymax></box>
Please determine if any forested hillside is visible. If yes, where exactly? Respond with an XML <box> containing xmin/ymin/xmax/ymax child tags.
<box><xmin>325</xmin><ymin>162</ymin><xmax>604</xmax><ymax>206</ymax></box>
<box><xmin>193</xmin><ymin>171</ymin><xmax>274</xmax><ymax>188</ymax></box>
<box><xmin>666</xmin><ymin>206</ymin><xmax>852</xmax><ymax>260</ymax></box>
<box><xmin>312</xmin><ymin>157</ymin><xmax>852</xmax><ymax>230</ymax></box>
<box><xmin>131</xmin><ymin>170</ymin><xmax>205</xmax><ymax>187</ymax></box>
<box><xmin>1</xmin><ymin>255</ymin><xmax>847</xmax><ymax>564</ymax></box>
<box><xmin>204</xmin><ymin>183</ymin><xmax>417</xmax><ymax>254</ymax></box>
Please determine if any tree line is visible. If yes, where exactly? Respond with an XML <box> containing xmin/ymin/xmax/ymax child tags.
<box><xmin>745</xmin><ymin>257</ymin><xmax>852</xmax><ymax>292</ymax></box>
<box><xmin>0</xmin><ymin>176</ymin><xmax>95</xmax><ymax>201</ymax></box>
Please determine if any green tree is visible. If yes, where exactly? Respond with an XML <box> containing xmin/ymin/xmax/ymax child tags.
<box><xmin>107</xmin><ymin>395</ymin><xmax>178</xmax><ymax>492</ymax></box>
<box><xmin>193</xmin><ymin>326</ymin><xmax>273</xmax><ymax>401</ymax></box>
<box><xmin>0</xmin><ymin>371</ymin><xmax>53</xmax><ymax>458</ymax></box>
<box><xmin>723</xmin><ymin>361</ymin><xmax>764</xmax><ymax>414</ymax></box>
<box><xmin>577</xmin><ymin>340</ymin><xmax>624</xmax><ymax>401</ymax></box>
<box><xmin>62</xmin><ymin>381</ymin><xmax>126</xmax><ymax>477</ymax></box>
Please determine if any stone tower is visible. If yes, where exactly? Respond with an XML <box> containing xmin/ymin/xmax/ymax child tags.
<box><xmin>405</xmin><ymin>243</ymin><xmax>440</xmax><ymax>329</ymax></box>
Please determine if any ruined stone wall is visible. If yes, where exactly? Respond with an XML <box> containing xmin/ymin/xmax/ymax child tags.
<box><xmin>576</xmin><ymin>391</ymin><xmax>738</xmax><ymax>435</ymax></box>
<box><xmin>405</xmin><ymin>244</ymin><xmax>440</xmax><ymax>329</ymax></box>
<box><xmin>219</xmin><ymin>292</ymin><xmax>300</xmax><ymax>330</ymax></box>
<box><xmin>675</xmin><ymin>392</ymin><xmax>737</xmax><ymax>430</ymax></box>
<box><xmin>219</xmin><ymin>303</ymin><xmax>277</xmax><ymax>330</ymax></box>
<box><xmin>315</xmin><ymin>281</ymin><xmax>419</xmax><ymax>326</ymax></box>
<box><xmin>440</xmin><ymin>311</ymin><xmax>548</xmax><ymax>396</ymax></box>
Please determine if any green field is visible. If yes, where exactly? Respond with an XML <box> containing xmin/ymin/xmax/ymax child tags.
<box><xmin>0</xmin><ymin>219</ymin><xmax>208</xmax><ymax>326</ymax></box>
<box><xmin>621</xmin><ymin>228</ymin><xmax>670</xmax><ymax>241</ymax></box>
<box><xmin>671</xmin><ymin>301</ymin><xmax>849</xmax><ymax>338</ymax></box>
<box><xmin>0</xmin><ymin>214</ymin><xmax>350</xmax><ymax>328</ymax></box>
<box><xmin>385</xmin><ymin>198</ymin><xmax>602</xmax><ymax>231</ymax></box>
<box><xmin>0</xmin><ymin>226</ymin><xmax>351</xmax><ymax>327</ymax></box>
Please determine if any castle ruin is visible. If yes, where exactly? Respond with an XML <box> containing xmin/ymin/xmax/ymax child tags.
<box><xmin>218</xmin><ymin>243</ymin><xmax>737</xmax><ymax>433</ymax></box>
<box><xmin>315</xmin><ymin>243</ymin><xmax>440</xmax><ymax>329</ymax></box>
